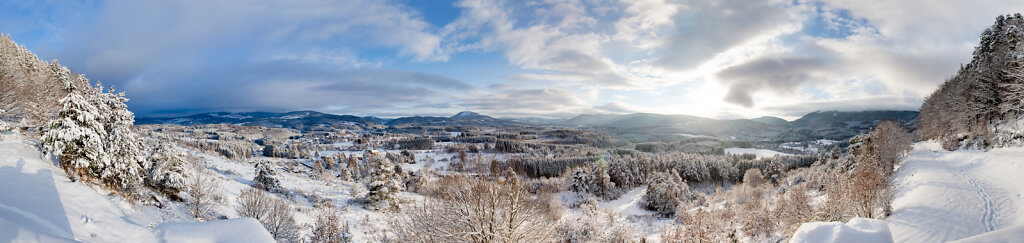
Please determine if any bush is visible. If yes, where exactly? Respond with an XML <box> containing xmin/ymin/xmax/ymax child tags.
<box><xmin>391</xmin><ymin>175</ymin><xmax>556</xmax><ymax>242</ymax></box>
<box><xmin>236</xmin><ymin>187</ymin><xmax>300</xmax><ymax>242</ymax></box>
<box><xmin>309</xmin><ymin>203</ymin><xmax>343</xmax><ymax>243</ymax></box>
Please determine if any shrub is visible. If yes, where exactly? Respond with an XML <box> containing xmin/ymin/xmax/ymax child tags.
<box><xmin>391</xmin><ymin>175</ymin><xmax>556</xmax><ymax>242</ymax></box>
<box><xmin>236</xmin><ymin>187</ymin><xmax>300</xmax><ymax>242</ymax></box>
<box><xmin>309</xmin><ymin>203</ymin><xmax>343</xmax><ymax>243</ymax></box>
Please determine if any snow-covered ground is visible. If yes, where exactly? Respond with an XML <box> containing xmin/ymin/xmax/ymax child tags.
<box><xmin>724</xmin><ymin>147</ymin><xmax>792</xmax><ymax>158</ymax></box>
<box><xmin>0</xmin><ymin>133</ymin><xmax>274</xmax><ymax>242</ymax></box>
<box><xmin>676</xmin><ymin>133</ymin><xmax>716</xmax><ymax>138</ymax></box>
<box><xmin>791</xmin><ymin>218</ymin><xmax>894</xmax><ymax>243</ymax></box>
<box><xmin>885</xmin><ymin>141</ymin><xmax>1024</xmax><ymax>242</ymax></box>
<box><xmin>794</xmin><ymin>140</ymin><xmax>1024</xmax><ymax>242</ymax></box>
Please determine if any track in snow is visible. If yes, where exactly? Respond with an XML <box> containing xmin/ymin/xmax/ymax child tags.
<box><xmin>887</xmin><ymin>142</ymin><xmax>1024</xmax><ymax>242</ymax></box>
<box><xmin>960</xmin><ymin>163</ymin><xmax>997</xmax><ymax>232</ymax></box>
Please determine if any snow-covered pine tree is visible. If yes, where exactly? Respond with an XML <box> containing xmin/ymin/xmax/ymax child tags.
<box><xmin>254</xmin><ymin>160</ymin><xmax>282</xmax><ymax>192</ymax></box>
<box><xmin>43</xmin><ymin>91</ymin><xmax>107</xmax><ymax>181</ymax></box>
<box><xmin>365</xmin><ymin>156</ymin><xmax>402</xmax><ymax>212</ymax></box>
<box><xmin>570</xmin><ymin>167</ymin><xmax>593</xmax><ymax>196</ymax></box>
<box><xmin>147</xmin><ymin>142</ymin><xmax>190</xmax><ymax>196</ymax></box>
<box><xmin>641</xmin><ymin>171</ymin><xmax>688</xmax><ymax>217</ymax></box>
<box><xmin>590</xmin><ymin>161</ymin><xmax>618</xmax><ymax>200</ymax></box>
<box><xmin>97</xmin><ymin>88</ymin><xmax>146</xmax><ymax>190</ymax></box>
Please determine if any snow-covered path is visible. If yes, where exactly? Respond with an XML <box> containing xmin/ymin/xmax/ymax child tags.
<box><xmin>887</xmin><ymin>141</ymin><xmax>1024</xmax><ymax>242</ymax></box>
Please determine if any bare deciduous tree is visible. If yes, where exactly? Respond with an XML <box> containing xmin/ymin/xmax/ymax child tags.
<box><xmin>391</xmin><ymin>175</ymin><xmax>556</xmax><ymax>242</ymax></box>
<box><xmin>309</xmin><ymin>203</ymin><xmax>344</xmax><ymax>243</ymax></box>
<box><xmin>185</xmin><ymin>166</ymin><xmax>224</xmax><ymax>220</ymax></box>
<box><xmin>236</xmin><ymin>187</ymin><xmax>300</xmax><ymax>242</ymax></box>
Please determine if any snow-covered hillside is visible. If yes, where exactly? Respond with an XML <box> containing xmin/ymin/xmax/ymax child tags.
<box><xmin>792</xmin><ymin>140</ymin><xmax>1024</xmax><ymax>243</ymax></box>
<box><xmin>0</xmin><ymin>133</ymin><xmax>274</xmax><ymax>242</ymax></box>
<box><xmin>886</xmin><ymin>141</ymin><xmax>1024</xmax><ymax>242</ymax></box>
<box><xmin>725</xmin><ymin>147</ymin><xmax>792</xmax><ymax>158</ymax></box>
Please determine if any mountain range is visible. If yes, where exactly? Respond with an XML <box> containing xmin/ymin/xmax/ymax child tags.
<box><xmin>137</xmin><ymin>110</ymin><xmax>918</xmax><ymax>142</ymax></box>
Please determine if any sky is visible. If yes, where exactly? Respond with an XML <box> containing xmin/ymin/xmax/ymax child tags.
<box><xmin>2</xmin><ymin>0</ymin><xmax>1023</xmax><ymax>119</ymax></box>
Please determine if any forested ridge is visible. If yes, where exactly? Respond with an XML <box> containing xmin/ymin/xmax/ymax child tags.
<box><xmin>920</xmin><ymin>14</ymin><xmax>1024</xmax><ymax>150</ymax></box>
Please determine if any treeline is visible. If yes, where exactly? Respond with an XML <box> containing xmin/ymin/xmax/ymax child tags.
<box><xmin>0</xmin><ymin>34</ymin><xmax>88</xmax><ymax>129</ymax></box>
<box><xmin>920</xmin><ymin>14</ymin><xmax>1024</xmax><ymax>150</ymax></box>
<box><xmin>387</xmin><ymin>137</ymin><xmax>434</xmax><ymax>150</ymax></box>
<box><xmin>509</xmin><ymin>149</ymin><xmax>816</xmax><ymax>190</ymax></box>
<box><xmin>0</xmin><ymin>34</ymin><xmax>159</xmax><ymax>193</ymax></box>
<box><xmin>606</xmin><ymin>153</ymin><xmax>815</xmax><ymax>188</ymax></box>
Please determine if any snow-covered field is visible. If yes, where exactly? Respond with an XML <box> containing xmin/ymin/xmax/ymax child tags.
<box><xmin>724</xmin><ymin>147</ymin><xmax>792</xmax><ymax>158</ymax></box>
<box><xmin>0</xmin><ymin>133</ymin><xmax>273</xmax><ymax>242</ymax></box>
<box><xmin>886</xmin><ymin>141</ymin><xmax>1024</xmax><ymax>242</ymax></box>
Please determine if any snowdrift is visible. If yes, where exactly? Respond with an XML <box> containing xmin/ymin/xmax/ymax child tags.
<box><xmin>790</xmin><ymin>218</ymin><xmax>893</xmax><ymax>243</ymax></box>
<box><xmin>155</xmin><ymin>218</ymin><xmax>275</xmax><ymax>243</ymax></box>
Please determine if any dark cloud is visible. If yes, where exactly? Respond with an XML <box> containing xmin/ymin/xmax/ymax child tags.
<box><xmin>760</xmin><ymin>95</ymin><xmax>922</xmax><ymax>117</ymax></box>
<box><xmin>656</xmin><ymin>0</ymin><xmax>793</xmax><ymax>70</ymax></box>
<box><xmin>716</xmin><ymin>56</ymin><xmax>827</xmax><ymax>107</ymax></box>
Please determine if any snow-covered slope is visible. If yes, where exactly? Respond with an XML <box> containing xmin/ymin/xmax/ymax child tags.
<box><xmin>724</xmin><ymin>147</ymin><xmax>792</xmax><ymax>159</ymax></box>
<box><xmin>791</xmin><ymin>218</ymin><xmax>894</xmax><ymax>243</ymax></box>
<box><xmin>0</xmin><ymin>133</ymin><xmax>274</xmax><ymax>242</ymax></box>
<box><xmin>886</xmin><ymin>141</ymin><xmax>1024</xmax><ymax>242</ymax></box>
<box><xmin>155</xmin><ymin>218</ymin><xmax>273</xmax><ymax>243</ymax></box>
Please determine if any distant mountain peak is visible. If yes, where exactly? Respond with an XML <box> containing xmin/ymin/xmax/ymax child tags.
<box><xmin>451</xmin><ymin>111</ymin><xmax>481</xmax><ymax>118</ymax></box>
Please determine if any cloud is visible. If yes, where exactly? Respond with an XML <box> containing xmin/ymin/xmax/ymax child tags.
<box><xmin>760</xmin><ymin>95</ymin><xmax>922</xmax><ymax>117</ymax></box>
<box><xmin>443</xmin><ymin>0</ymin><xmax>642</xmax><ymax>88</ymax></box>
<box><xmin>716</xmin><ymin>56</ymin><xmax>828</xmax><ymax>107</ymax></box>
<box><xmin>124</xmin><ymin>59</ymin><xmax>471</xmax><ymax>116</ymax></box>
<box><xmin>456</xmin><ymin>85</ymin><xmax>593</xmax><ymax>117</ymax></box>
<box><xmin>655</xmin><ymin>0</ymin><xmax>800</xmax><ymax>70</ymax></box>
<box><xmin>9</xmin><ymin>0</ymin><xmax>1024</xmax><ymax>119</ymax></box>
<box><xmin>594</xmin><ymin>101</ymin><xmax>640</xmax><ymax>114</ymax></box>
<box><xmin>61</xmin><ymin>0</ymin><xmax>447</xmax><ymax>86</ymax></box>
<box><xmin>614</xmin><ymin>0</ymin><xmax>680</xmax><ymax>48</ymax></box>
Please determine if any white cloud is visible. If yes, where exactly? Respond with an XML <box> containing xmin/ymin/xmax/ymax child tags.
<box><xmin>654</xmin><ymin>0</ymin><xmax>804</xmax><ymax>70</ymax></box>
<box><xmin>614</xmin><ymin>0</ymin><xmax>680</xmax><ymax>48</ymax></box>
<box><xmin>64</xmin><ymin>0</ymin><xmax>447</xmax><ymax>84</ymax></box>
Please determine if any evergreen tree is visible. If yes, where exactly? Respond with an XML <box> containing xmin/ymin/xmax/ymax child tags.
<box><xmin>641</xmin><ymin>171</ymin><xmax>688</xmax><ymax>217</ymax></box>
<box><xmin>147</xmin><ymin>142</ymin><xmax>189</xmax><ymax>196</ymax></box>
<box><xmin>365</xmin><ymin>156</ymin><xmax>402</xmax><ymax>212</ymax></box>
<box><xmin>98</xmin><ymin>88</ymin><xmax>146</xmax><ymax>190</ymax></box>
<box><xmin>43</xmin><ymin>92</ymin><xmax>106</xmax><ymax>180</ymax></box>
<box><xmin>254</xmin><ymin>160</ymin><xmax>282</xmax><ymax>192</ymax></box>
